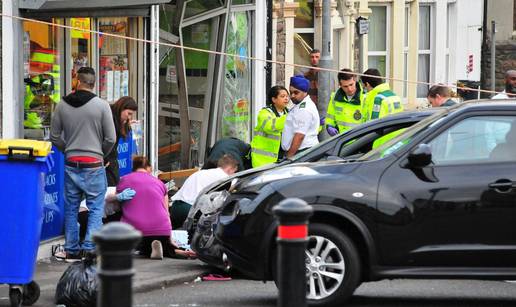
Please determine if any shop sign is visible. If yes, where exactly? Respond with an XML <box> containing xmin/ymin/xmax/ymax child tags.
<box><xmin>70</xmin><ymin>18</ymin><xmax>91</xmax><ymax>39</ymax></box>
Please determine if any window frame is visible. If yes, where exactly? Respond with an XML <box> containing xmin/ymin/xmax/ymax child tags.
<box><xmin>367</xmin><ymin>4</ymin><xmax>391</xmax><ymax>77</ymax></box>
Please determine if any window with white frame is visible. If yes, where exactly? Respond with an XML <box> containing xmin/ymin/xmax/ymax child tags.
<box><xmin>368</xmin><ymin>5</ymin><xmax>389</xmax><ymax>77</ymax></box>
<box><xmin>293</xmin><ymin>0</ymin><xmax>315</xmax><ymax>75</ymax></box>
<box><xmin>403</xmin><ymin>4</ymin><xmax>410</xmax><ymax>97</ymax></box>
<box><xmin>417</xmin><ymin>4</ymin><xmax>433</xmax><ymax>97</ymax></box>
<box><xmin>446</xmin><ymin>2</ymin><xmax>455</xmax><ymax>84</ymax></box>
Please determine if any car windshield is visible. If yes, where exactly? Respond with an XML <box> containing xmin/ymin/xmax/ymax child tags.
<box><xmin>289</xmin><ymin>130</ymin><xmax>348</xmax><ymax>161</ymax></box>
<box><xmin>358</xmin><ymin>109</ymin><xmax>449</xmax><ymax>161</ymax></box>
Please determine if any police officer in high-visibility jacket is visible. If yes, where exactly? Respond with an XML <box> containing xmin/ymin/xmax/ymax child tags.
<box><xmin>325</xmin><ymin>69</ymin><xmax>365</xmax><ymax>136</ymax></box>
<box><xmin>251</xmin><ymin>85</ymin><xmax>290</xmax><ymax>167</ymax></box>
<box><xmin>361</xmin><ymin>68</ymin><xmax>403</xmax><ymax>121</ymax></box>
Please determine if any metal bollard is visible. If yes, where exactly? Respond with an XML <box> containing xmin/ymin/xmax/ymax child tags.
<box><xmin>93</xmin><ymin>222</ymin><xmax>142</xmax><ymax>307</ymax></box>
<box><xmin>272</xmin><ymin>198</ymin><xmax>313</xmax><ymax>307</ymax></box>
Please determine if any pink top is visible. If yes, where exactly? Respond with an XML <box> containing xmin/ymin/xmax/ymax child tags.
<box><xmin>117</xmin><ymin>171</ymin><xmax>171</xmax><ymax>236</ymax></box>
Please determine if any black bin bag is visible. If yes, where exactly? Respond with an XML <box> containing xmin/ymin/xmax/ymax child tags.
<box><xmin>54</xmin><ymin>257</ymin><xmax>98</xmax><ymax>307</ymax></box>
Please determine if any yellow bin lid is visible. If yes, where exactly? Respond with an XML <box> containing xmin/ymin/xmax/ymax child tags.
<box><xmin>0</xmin><ymin>139</ymin><xmax>52</xmax><ymax>157</ymax></box>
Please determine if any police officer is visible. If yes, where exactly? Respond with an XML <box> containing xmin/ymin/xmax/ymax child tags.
<box><xmin>325</xmin><ymin>69</ymin><xmax>365</xmax><ymax>136</ymax></box>
<box><xmin>251</xmin><ymin>85</ymin><xmax>289</xmax><ymax>167</ymax></box>
<box><xmin>282</xmin><ymin>75</ymin><xmax>320</xmax><ymax>158</ymax></box>
<box><xmin>361</xmin><ymin>68</ymin><xmax>403</xmax><ymax>121</ymax></box>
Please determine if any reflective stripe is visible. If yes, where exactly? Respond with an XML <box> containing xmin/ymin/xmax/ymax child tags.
<box><xmin>334</xmin><ymin>106</ymin><xmax>343</xmax><ymax>112</ymax></box>
<box><xmin>271</xmin><ymin>118</ymin><xmax>277</xmax><ymax>131</ymax></box>
<box><xmin>261</xmin><ymin>118</ymin><xmax>269</xmax><ymax>130</ymax></box>
<box><xmin>326</xmin><ymin>114</ymin><xmax>335</xmax><ymax>120</ymax></box>
<box><xmin>252</xmin><ymin>148</ymin><xmax>277</xmax><ymax>158</ymax></box>
<box><xmin>336</xmin><ymin>121</ymin><xmax>358</xmax><ymax>128</ymax></box>
<box><xmin>254</xmin><ymin>131</ymin><xmax>280</xmax><ymax>141</ymax></box>
<box><xmin>31</xmin><ymin>52</ymin><xmax>55</xmax><ymax>64</ymax></box>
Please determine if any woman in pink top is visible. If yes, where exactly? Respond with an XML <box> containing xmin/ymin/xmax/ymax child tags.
<box><xmin>117</xmin><ymin>156</ymin><xmax>195</xmax><ymax>259</ymax></box>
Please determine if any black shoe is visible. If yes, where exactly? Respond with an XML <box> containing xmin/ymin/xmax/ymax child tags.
<box><xmin>64</xmin><ymin>253</ymin><xmax>82</xmax><ymax>263</ymax></box>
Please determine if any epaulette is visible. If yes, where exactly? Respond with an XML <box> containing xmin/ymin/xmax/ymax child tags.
<box><xmin>299</xmin><ymin>101</ymin><xmax>306</xmax><ymax>108</ymax></box>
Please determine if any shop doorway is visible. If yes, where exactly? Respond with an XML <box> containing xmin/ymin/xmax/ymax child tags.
<box><xmin>157</xmin><ymin>0</ymin><xmax>255</xmax><ymax>172</ymax></box>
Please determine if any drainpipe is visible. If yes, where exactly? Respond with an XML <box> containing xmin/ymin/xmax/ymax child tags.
<box><xmin>318</xmin><ymin>0</ymin><xmax>332</xmax><ymax>140</ymax></box>
<box><xmin>490</xmin><ymin>20</ymin><xmax>496</xmax><ymax>92</ymax></box>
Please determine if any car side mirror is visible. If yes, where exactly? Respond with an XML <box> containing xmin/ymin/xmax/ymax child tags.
<box><xmin>407</xmin><ymin>144</ymin><xmax>432</xmax><ymax>168</ymax></box>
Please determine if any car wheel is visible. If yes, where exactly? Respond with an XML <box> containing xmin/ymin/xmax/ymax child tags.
<box><xmin>306</xmin><ymin>223</ymin><xmax>361</xmax><ymax>306</ymax></box>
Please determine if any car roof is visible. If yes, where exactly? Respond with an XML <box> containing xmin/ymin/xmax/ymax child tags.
<box><xmin>452</xmin><ymin>99</ymin><xmax>516</xmax><ymax>112</ymax></box>
<box><xmin>354</xmin><ymin>108</ymin><xmax>440</xmax><ymax>130</ymax></box>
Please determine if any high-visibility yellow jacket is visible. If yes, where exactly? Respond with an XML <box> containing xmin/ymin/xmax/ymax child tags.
<box><xmin>325</xmin><ymin>84</ymin><xmax>365</xmax><ymax>134</ymax></box>
<box><xmin>363</xmin><ymin>83</ymin><xmax>403</xmax><ymax>121</ymax></box>
<box><xmin>251</xmin><ymin>106</ymin><xmax>287</xmax><ymax>167</ymax></box>
<box><xmin>372</xmin><ymin>128</ymin><xmax>406</xmax><ymax>149</ymax></box>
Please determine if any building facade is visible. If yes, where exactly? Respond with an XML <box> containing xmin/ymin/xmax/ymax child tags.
<box><xmin>272</xmin><ymin>0</ymin><xmax>484</xmax><ymax>107</ymax></box>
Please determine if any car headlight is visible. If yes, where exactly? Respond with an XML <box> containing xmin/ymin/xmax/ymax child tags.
<box><xmin>246</xmin><ymin>166</ymin><xmax>319</xmax><ymax>187</ymax></box>
<box><xmin>196</xmin><ymin>190</ymin><xmax>230</xmax><ymax>215</ymax></box>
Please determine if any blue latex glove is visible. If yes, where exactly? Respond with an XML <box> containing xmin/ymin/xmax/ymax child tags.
<box><xmin>116</xmin><ymin>188</ymin><xmax>136</xmax><ymax>201</ymax></box>
<box><xmin>319</xmin><ymin>117</ymin><xmax>326</xmax><ymax>126</ymax></box>
<box><xmin>327</xmin><ymin>125</ymin><xmax>339</xmax><ymax>136</ymax></box>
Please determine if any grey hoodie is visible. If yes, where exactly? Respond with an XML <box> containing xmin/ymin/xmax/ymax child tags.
<box><xmin>50</xmin><ymin>90</ymin><xmax>116</xmax><ymax>160</ymax></box>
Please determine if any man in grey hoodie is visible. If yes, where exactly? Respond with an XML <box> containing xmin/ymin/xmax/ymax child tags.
<box><xmin>50</xmin><ymin>67</ymin><xmax>116</xmax><ymax>262</ymax></box>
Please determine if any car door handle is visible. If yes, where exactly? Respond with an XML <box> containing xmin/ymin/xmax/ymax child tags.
<box><xmin>488</xmin><ymin>180</ymin><xmax>515</xmax><ymax>192</ymax></box>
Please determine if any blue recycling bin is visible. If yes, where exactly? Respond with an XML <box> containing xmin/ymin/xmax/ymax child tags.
<box><xmin>0</xmin><ymin>140</ymin><xmax>52</xmax><ymax>285</ymax></box>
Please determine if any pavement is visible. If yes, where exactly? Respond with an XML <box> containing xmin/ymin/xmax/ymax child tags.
<box><xmin>38</xmin><ymin>256</ymin><xmax>207</xmax><ymax>293</ymax></box>
<box><xmin>0</xmin><ymin>256</ymin><xmax>209</xmax><ymax>306</ymax></box>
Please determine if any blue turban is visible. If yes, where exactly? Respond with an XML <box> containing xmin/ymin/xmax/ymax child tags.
<box><xmin>290</xmin><ymin>75</ymin><xmax>310</xmax><ymax>92</ymax></box>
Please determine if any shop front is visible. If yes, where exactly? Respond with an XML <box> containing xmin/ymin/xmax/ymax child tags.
<box><xmin>1</xmin><ymin>0</ymin><xmax>267</xmax><ymax>242</ymax></box>
<box><xmin>11</xmin><ymin>0</ymin><xmax>168</xmax><ymax>241</ymax></box>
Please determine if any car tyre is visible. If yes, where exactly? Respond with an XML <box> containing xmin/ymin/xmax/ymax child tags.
<box><xmin>306</xmin><ymin>223</ymin><xmax>361</xmax><ymax>306</ymax></box>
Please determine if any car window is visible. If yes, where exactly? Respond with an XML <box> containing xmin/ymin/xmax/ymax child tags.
<box><xmin>290</xmin><ymin>131</ymin><xmax>344</xmax><ymax>161</ymax></box>
<box><xmin>359</xmin><ymin>110</ymin><xmax>449</xmax><ymax>161</ymax></box>
<box><xmin>428</xmin><ymin>116</ymin><xmax>516</xmax><ymax>165</ymax></box>
<box><xmin>338</xmin><ymin>126</ymin><xmax>407</xmax><ymax>158</ymax></box>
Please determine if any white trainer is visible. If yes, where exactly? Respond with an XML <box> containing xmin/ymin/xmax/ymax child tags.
<box><xmin>150</xmin><ymin>240</ymin><xmax>164</xmax><ymax>260</ymax></box>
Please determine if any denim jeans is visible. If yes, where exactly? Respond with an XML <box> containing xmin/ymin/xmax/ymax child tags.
<box><xmin>64</xmin><ymin>165</ymin><xmax>107</xmax><ymax>254</ymax></box>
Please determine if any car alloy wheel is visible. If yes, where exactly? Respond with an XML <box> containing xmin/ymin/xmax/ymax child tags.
<box><xmin>306</xmin><ymin>223</ymin><xmax>361</xmax><ymax>306</ymax></box>
<box><xmin>306</xmin><ymin>235</ymin><xmax>345</xmax><ymax>299</ymax></box>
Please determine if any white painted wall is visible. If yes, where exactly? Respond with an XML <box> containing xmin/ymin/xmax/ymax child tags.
<box><xmin>452</xmin><ymin>0</ymin><xmax>483</xmax><ymax>82</ymax></box>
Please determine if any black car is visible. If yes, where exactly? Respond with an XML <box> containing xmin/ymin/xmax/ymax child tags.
<box><xmin>215</xmin><ymin>101</ymin><xmax>516</xmax><ymax>306</ymax></box>
<box><xmin>186</xmin><ymin>109</ymin><xmax>439</xmax><ymax>266</ymax></box>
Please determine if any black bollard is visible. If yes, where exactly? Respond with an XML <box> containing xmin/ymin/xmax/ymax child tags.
<box><xmin>93</xmin><ymin>222</ymin><xmax>141</xmax><ymax>307</ymax></box>
<box><xmin>272</xmin><ymin>198</ymin><xmax>313</xmax><ymax>307</ymax></box>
